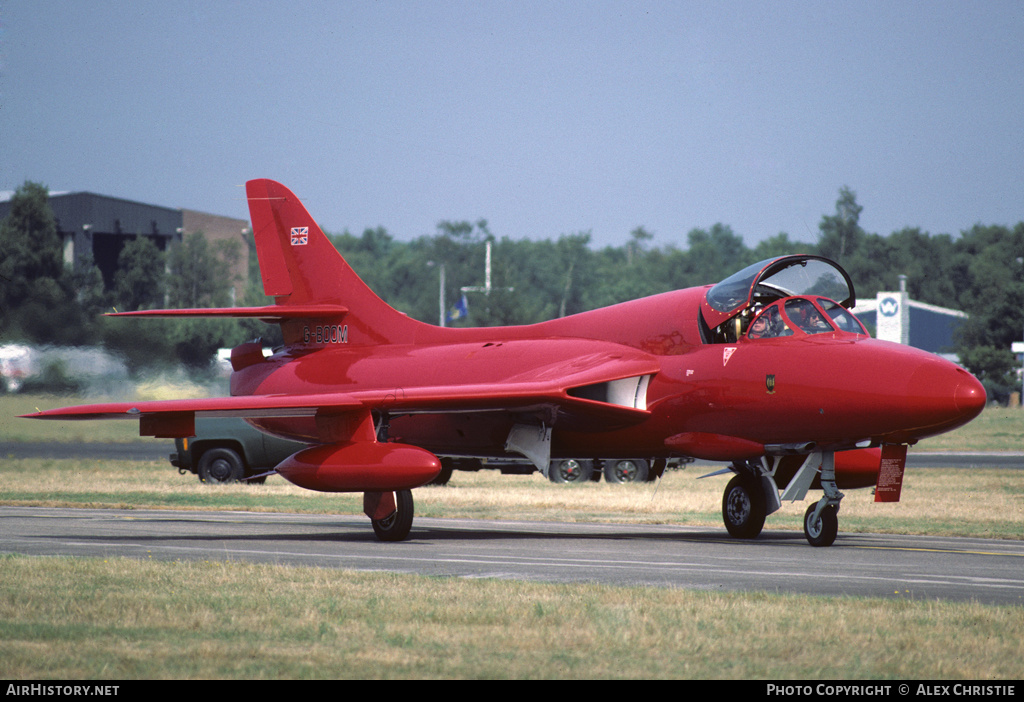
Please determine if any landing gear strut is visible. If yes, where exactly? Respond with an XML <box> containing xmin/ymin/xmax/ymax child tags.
<box><xmin>802</xmin><ymin>451</ymin><xmax>843</xmax><ymax>547</ymax></box>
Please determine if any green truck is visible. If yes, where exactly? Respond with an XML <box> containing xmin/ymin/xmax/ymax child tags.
<box><xmin>170</xmin><ymin>417</ymin><xmax>306</xmax><ymax>484</ymax></box>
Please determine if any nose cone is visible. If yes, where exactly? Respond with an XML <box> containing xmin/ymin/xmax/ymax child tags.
<box><xmin>955</xmin><ymin>370</ymin><xmax>987</xmax><ymax>417</ymax></box>
<box><xmin>902</xmin><ymin>360</ymin><xmax>986</xmax><ymax>439</ymax></box>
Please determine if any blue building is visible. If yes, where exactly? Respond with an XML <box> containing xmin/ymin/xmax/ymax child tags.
<box><xmin>853</xmin><ymin>284</ymin><xmax>967</xmax><ymax>361</ymax></box>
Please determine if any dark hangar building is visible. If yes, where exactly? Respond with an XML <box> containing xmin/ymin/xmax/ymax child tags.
<box><xmin>0</xmin><ymin>190</ymin><xmax>250</xmax><ymax>302</ymax></box>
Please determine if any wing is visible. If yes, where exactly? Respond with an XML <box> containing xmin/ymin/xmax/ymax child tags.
<box><xmin>22</xmin><ymin>344</ymin><xmax>661</xmax><ymax>439</ymax></box>
<box><xmin>21</xmin><ymin>393</ymin><xmax>363</xmax><ymax>438</ymax></box>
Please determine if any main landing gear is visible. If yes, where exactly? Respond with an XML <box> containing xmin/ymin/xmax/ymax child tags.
<box><xmin>720</xmin><ymin>451</ymin><xmax>844</xmax><ymax>547</ymax></box>
<box><xmin>722</xmin><ymin>473</ymin><xmax>766</xmax><ymax>539</ymax></box>
<box><xmin>364</xmin><ymin>489</ymin><xmax>415</xmax><ymax>542</ymax></box>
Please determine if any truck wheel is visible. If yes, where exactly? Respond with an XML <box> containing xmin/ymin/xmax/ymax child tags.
<box><xmin>603</xmin><ymin>459</ymin><xmax>648</xmax><ymax>483</ymax></box>
<box><xmin>197</xmin><ymin>448</ymin><xmax>245</xmax><ymax>484</ymax></box>
<box><xmin>427</xmin><ymin>458</ymin><xmax>455</xmax><ymax>486</ymax></box>
<box><xmin>549</xmin><ymin>459</ymin><xmax>594</xmax><ymax>483</ymax></box>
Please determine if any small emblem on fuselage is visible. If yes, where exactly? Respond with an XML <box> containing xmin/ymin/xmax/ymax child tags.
<box><xmin>766</xmin><ymin>374</ymin><xmax>776</xmax><ymax>394</ymax></box>
<box><xmin>723</xmin><ymin>347</ymin><xmax>737</xmax><ymax>366</ymax></box>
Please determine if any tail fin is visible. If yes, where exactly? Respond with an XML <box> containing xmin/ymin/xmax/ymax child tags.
<box><xmin>246</xmin><ymin>179</ymin><xmax>426</xmax><ymax>346</ymax></box>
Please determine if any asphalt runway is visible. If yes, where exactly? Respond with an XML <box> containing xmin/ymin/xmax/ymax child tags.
<box><xmin>2</xmin><ymin>505</ymin><xmax>1022</xmax><ymax>606</ymax></box>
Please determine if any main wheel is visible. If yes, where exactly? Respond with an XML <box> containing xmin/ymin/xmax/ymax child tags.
<box><xmin>197</xmin><ymin>448</ymin><xmax>245</xmax><ymax>483</ymax></box>
<box><xmin>427</xmin><ymin>458</ymin><xmax>455</xmax><ymax>486</ymax></box>
<box><xmin>803</xmin><ymin>503</ymin><xmax>838</xmax><ymax>547</ymax></box>
<box><xmin>371</xmin><ymin>489</ymin><xmax>414</xmax><ymax>542</ymax></box>
<box><xmin>722</xmin><ymin>474</ymin><xmax>766</xmax><ymax>539</ymax></box>
<box><xmin>549</xmin><ymin>459</ymin><xmax>594</xmax><ymax>483</ymax></box>
<box><xmin>603</xmin><ymin>459</ymin><xmax>649</xmax><ymax>483</ymax></box>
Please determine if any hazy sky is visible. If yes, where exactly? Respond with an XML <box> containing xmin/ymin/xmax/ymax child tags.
<box><xmin>3</xmin><ymin>0</ymin><xmax>1023</xmax><ymax>249</ymax></box>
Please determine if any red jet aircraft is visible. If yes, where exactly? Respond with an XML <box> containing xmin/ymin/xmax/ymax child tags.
<box><xmin>24</xmin><ymin>179</ymin><xmax>986</xmax><ymax>546</ymax></box>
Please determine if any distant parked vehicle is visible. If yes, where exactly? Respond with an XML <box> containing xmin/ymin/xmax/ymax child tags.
<box><xmin>0</xmin><ymin>345</ymin><xmax>33</xmax><ymax>393</ymax></box>
<box><xmin>548</xmin><ymin>457</ymin><xmax>693</xmax><ymax>483</ymax></box>
<box><xmin>444</xmin><ymin>456</ymin><xmax>691</xmax><ymax>483</ymax></box>
<box><xmin>170</xmin><ymin>417</ymin><xmax>306</xmax><ymax>483</ymax></box>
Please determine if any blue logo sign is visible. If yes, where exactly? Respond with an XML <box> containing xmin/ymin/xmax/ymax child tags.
<box><xmin>879</xmin><ymin>297</ymin><xmax>899</xmax><ymax>317</ymax></box>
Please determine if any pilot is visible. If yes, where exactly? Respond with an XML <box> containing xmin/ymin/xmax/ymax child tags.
<box><xmin>800</xmin><ymin>308</ymin><xmax>831</xmax><ymax>333</ymax></box>
<box><xmin>748</xmin><ymin>306</ymin><xmax>793</xmax><ymax>339</ymax></box>
<box><xmin>785</xmin><ymin>299</ymin><xmax>831</xmax><ymax>334</ymax></box>
<box><xmin>747</xmin><ymin>314</ymin><xmax>770</xmax><ymax>339</ymax></box>
<box><xmin>814</xmin><ymin>313</ymin><xmax>831</xmax><ymax>330</ymax></box>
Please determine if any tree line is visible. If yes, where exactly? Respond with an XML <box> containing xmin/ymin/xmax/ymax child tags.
<box><xmin>2</xmin><ymin>181</ymin><xmax>1021</xmax><ymax>400</ymax></box>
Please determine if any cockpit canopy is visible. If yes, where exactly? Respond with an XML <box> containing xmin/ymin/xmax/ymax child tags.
<box><xmin>701</xmin><ymin>255</ymin><xmax>860</xmax><ymax>343</ymax></box>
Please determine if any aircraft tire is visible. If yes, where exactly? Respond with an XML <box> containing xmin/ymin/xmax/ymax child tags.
<box><xmin>603</xmin><ymin>459</ymin><xmax>649</xmax><ymax>483</ymax></box>
<box><xmin>549</xmin><ymin>459</ymin><xmax>594</xmax><ymax>483</ymax></box>
<box><xmin>197</xmin><ymin>448</ymin><xmax>245</xmax><ymax>484</ymax></box>
<box><xmin>803</xmin><ymin>503</ymin><xmax>838</xmax><ymax>547</ymax></box>
<box><xmin>372</xmin><ymin>489</ymin><xmax>414</xmax><ymax>542</ymax></box>
<box><xmin>427</xmin><ymin>459</ymin><xmax>455</xmax><ymax>486</ymax></box>
<box><xmin>722</xmin><ymin>474</ymin><xmax>766</xmax><ymax>539</ymax></box>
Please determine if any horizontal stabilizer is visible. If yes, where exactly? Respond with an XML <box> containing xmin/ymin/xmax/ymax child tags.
<box><xmin>107</xmin><ymin>304</ymin><xmax>348</xmax><ymax>322</ymax></box>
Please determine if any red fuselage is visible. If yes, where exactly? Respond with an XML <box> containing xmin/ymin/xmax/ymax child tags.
<box><xmin>233</xmin><ymin>285</ymin><xmax>985</xmax><ymax>464</ymax></box>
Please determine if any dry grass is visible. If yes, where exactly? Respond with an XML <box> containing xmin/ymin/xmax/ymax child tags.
<box><xmin>1</xmin><ymin>555</ymin><xmax>1021</xmax><ymax>679</ymax></box>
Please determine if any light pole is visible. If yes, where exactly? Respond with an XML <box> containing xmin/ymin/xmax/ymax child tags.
<box><xmin>427</xmin><ymin>260</ymin><xmax>446</xmax><ymax>327</ymax></box>
<box><xmin>460</xmin><ymin>240</ymin><xmax>514</xmax><ymax>297</ymax></box>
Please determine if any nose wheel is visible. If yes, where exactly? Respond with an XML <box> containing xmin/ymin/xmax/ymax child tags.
<box><xmin>803</xmin><ymin>502</ymin><xmax>839</xmax><ymax>547</ymax></box>
<box><xmin>802</xmin><ymin>450</ymin><xmax>844</xmax><ymax>547</ymax></box>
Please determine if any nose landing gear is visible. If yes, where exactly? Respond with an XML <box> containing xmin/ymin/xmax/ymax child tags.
<box><xmin>801</xmin><ymin>452</ymin><xmax>843</xmax><ymax>547</ymax></box>
<box><xmin>720</xmin><ymin>451</ymin><xmax>845</xmax><ymax>547</ymax></box>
